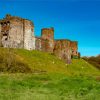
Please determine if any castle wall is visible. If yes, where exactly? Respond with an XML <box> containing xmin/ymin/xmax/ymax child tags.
<box><xmin>41</xmin><ymin>28</ymin><xmax>54</xmax><ymax>40</ymax></box>
<box><xmin>41</xmin><ymin>38</ymin><xmax>50</xmax><ymax>52</ymax></box>
<box><xmin>35</xmin><ymin>37</ymin><xmax>41</xmax><ymax>51</ymax></box>
<box><xmin>53</xmin><ymin>40</ymin><xmax>71</xmax><ymax>64</ymax></box>
<box><xmin>0</xmin><ymin>20</ymin><xmax>10</xmax><ymax>47</ymax></box>
<box><xmin>0</xmin><ymin>23</ymin><xmax>1</xmax><ymax>46</ymax></box>
<box><xmin>32</xmin><ymin>36</ymin><xmax>35</xmax><ymax>50</ymax></box>
<box><xmin>0</xmin><ymin>15</ymin><xmax>35</xmax><ymax>50</ymax></box>
<box><xmin>24</xmin><ymin>20</ymin><xmax>35</xmax><ymax>50</ymax></box>
<box><xmin>0</xmin><ymin>14</ymin><xmax>79</xmax><ymax>64</ymax></box>
<box><xmin>8</xmin><ymin>17</ymin><xmax>24</xmax><ymax>48</ymax></box>
<box><xmin>41</xmin><ymin>28</ymin><xmax>54</xmax><ymax>53</ymax></box>
<box><xmin>70</xmin><ymin>41</ymin><xmax>78</xmax><ymax>58</ymax></box>
<box><xmin>0</xmin><ymin>15</ymin><xmax>24</xmax><ymax>48</ymax></box>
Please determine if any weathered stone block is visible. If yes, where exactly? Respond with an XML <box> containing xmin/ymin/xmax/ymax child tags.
<box><xmin>53</xmin><ymin>40</ymin><xmax>71</xmax><ymax>64</ymax></box>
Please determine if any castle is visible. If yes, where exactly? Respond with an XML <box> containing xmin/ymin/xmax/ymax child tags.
<box><xmin>0</xmin><ymin>14</ymin><xmax>80</xmax><ymax>64</ymax></box>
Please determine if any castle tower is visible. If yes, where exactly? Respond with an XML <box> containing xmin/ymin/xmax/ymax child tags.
<box><xmin>41</xmin><ymin>27</ymin><xmax>54</xmax><ymax>53</ymax></box>
<box><xmin>0</xmin><ymin>14</ymin><xmax>35</xmax><ymax>50</ymax></box>
<box><xmin>8</xmin><ymin>15</ymin><xmax>24</xmax><ymax>48</ymax></box>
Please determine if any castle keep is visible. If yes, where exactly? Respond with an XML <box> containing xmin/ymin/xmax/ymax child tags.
<box><xmin>0</xmin><ymin>14</ymin><xmax>35</xmax><ymax>50</ymax></box>
<box><xmin>0</xmin><ymin>14</ymin><xmax>80</xmax><ymax>64</ymax></box>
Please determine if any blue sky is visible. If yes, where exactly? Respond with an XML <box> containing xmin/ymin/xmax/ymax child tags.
<box><xmin>0</xmin><ymin>0</ymin><xmax>100</xmax><ymax>56</ymax></box>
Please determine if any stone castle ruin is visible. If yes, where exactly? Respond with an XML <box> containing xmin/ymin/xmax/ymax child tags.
<box><xmin>0</xmin><ymin>14</ymin><xmax>80</xmax><ymax>64</ymax></box>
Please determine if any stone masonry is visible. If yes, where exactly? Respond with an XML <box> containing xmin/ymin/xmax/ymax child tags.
<box><xmin>54</xmin><ymin>39</ymin><xmax>72</xmax><ymax>64</ymax></box>
<box><xmin>0</xmin><ymin>14</ymin><xmax>35</xmax><ymax>50</ymax></box>
<box><xmin>0</xmin><ymin>14</ymin><xmax>80</xmax><ymax>64</ymax></box>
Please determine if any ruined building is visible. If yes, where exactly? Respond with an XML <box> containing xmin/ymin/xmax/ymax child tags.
<box><xmin>0</xmin><ymin>14</ymin><xmax>80</xmax><ymax>64</ymax></box>
<box><xmin>0</xmin><ymin>14</ymin><xmax>35</xmax><ymax>50</ymax></box>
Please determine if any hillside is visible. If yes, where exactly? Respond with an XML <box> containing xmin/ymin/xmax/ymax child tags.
<box><xmin>0</xmin><ymin>48</ymin><xmax>100</xmax><ymax>100</ymax></box>
<box><xmin>82</xmin><ymin>55</ymin><xmax>100</xmax><ymax>70</ymax></box>
<box><xmin>0</xmin><ymin>47</ymin><xmax>99</xmax><ymax>76</ymax></box>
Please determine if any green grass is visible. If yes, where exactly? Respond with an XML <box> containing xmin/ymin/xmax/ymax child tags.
<box><xmin>0</xmin><ymin>47</ymin><xmax>99</xmax><ymax>76</ymax></box>
<box><xmin>82</xmin><ymin>56</ymin><xmax>100</xmax><ymax>69</ymax></box>
<box><xmin>0</xmin><ymin>73</ymin><xmax>100</xmax><ymax>100</ymax></box>
<box><xmin>67</xmin><ymin>59</ymin><xmax>100</xmax><ymax>76</ymax></box>
<box><xmin>0</xmin><ymin>47</ymin><xmax>100</xmax><ymax>100</ymax></box>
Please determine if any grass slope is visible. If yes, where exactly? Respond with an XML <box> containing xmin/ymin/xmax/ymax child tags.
<box><xmin>0</xmin><ymin>48</ymin><xmax>100</xmax><ymax>100</ymax></box>
<box><xmin>0</xmin><ymin>74</ymin><xmax>100</xmax><ymax>100</ymax></box>
<box><xmin>82</xmin><ymin>55</ymin><xmax>100</xmax><ymax>70</ymax></box>
<box><xmin>0</xmin><ymin>47</ymin><xmax>99</xmax><ymax>76</ymax></box>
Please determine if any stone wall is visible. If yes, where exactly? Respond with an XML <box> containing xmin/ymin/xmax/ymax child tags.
<box><xmin>0</xmin><ymin>15</ymin><xmax>24</xmax><ymax>48</ymax></box>
<box><xmin>54</xmin><ymin>40</ymin><xmax>71</xmax><ymax>64</ymax></box>
<box><xmin>35</xmin><ymin>37</ymin><xmax>41</xmax><ymax>51</ymax></box>
<box><xmin>32</xmin><ymin>36</ymin><xmax>35</xmax><ymax>50</ymax></box>
<box><xmin>70</xmin><ymin>41</ymin><xmax>78</xmax><ymax>58</ymax></box>
<box><xmin>0</xmin><ymin>14</ymin><xmax>79</xmax><ymax>64</ymax></box>
<box><xmin>0</xmin><ymin>14</ymin><xmax>35</xmax><ymax>50</ymax></box>
<box><xmin>24</xmin><ymin>19</ymin><xmax>35</xmax><ymax>50</ymax></box>
<box><xmin>0</xmin><ymin>23</ymin><xmax>1</xmax><ymax>46</ymax></box>
<box><xmin>9</xmin><ymin>17</ymin><xmax>24</xmax><ymax>48</ymax></box>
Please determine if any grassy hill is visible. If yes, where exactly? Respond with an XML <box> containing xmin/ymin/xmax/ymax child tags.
<box><xmin>0</xmin><ymin>47</ymin><xmax>100</xmax><ymax>100</ymax></box>
<box><xmin>0</xmin><ymin>47</ymin><xmax>99</xmax><ymax>76</ymax></box>
<box><xmin>82</xmin><ymin>55</ymin><xmax>100</xmax><ymax>70</ymax></box>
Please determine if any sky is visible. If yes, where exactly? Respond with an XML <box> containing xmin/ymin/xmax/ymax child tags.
<box><xmin>0</xmin><ymin>0</ymin><xmax>100</xmax><ymax>56</ymax></box>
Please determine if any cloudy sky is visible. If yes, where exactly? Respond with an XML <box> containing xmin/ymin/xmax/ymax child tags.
<box><xmin>0</xmin><ymin>0</ymin><xmax>100</xmax><ymax>56</ymax></box>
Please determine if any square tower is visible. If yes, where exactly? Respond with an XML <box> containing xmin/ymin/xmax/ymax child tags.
<box><xmin>0</xmin><ymin>14</ymin><xmax>35</xmax><ymax>50</ymax></box>
<box><xmin>41</xmin><ymin>27</ymin><xmax>54</xmax><ymax>53</ymax></box>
